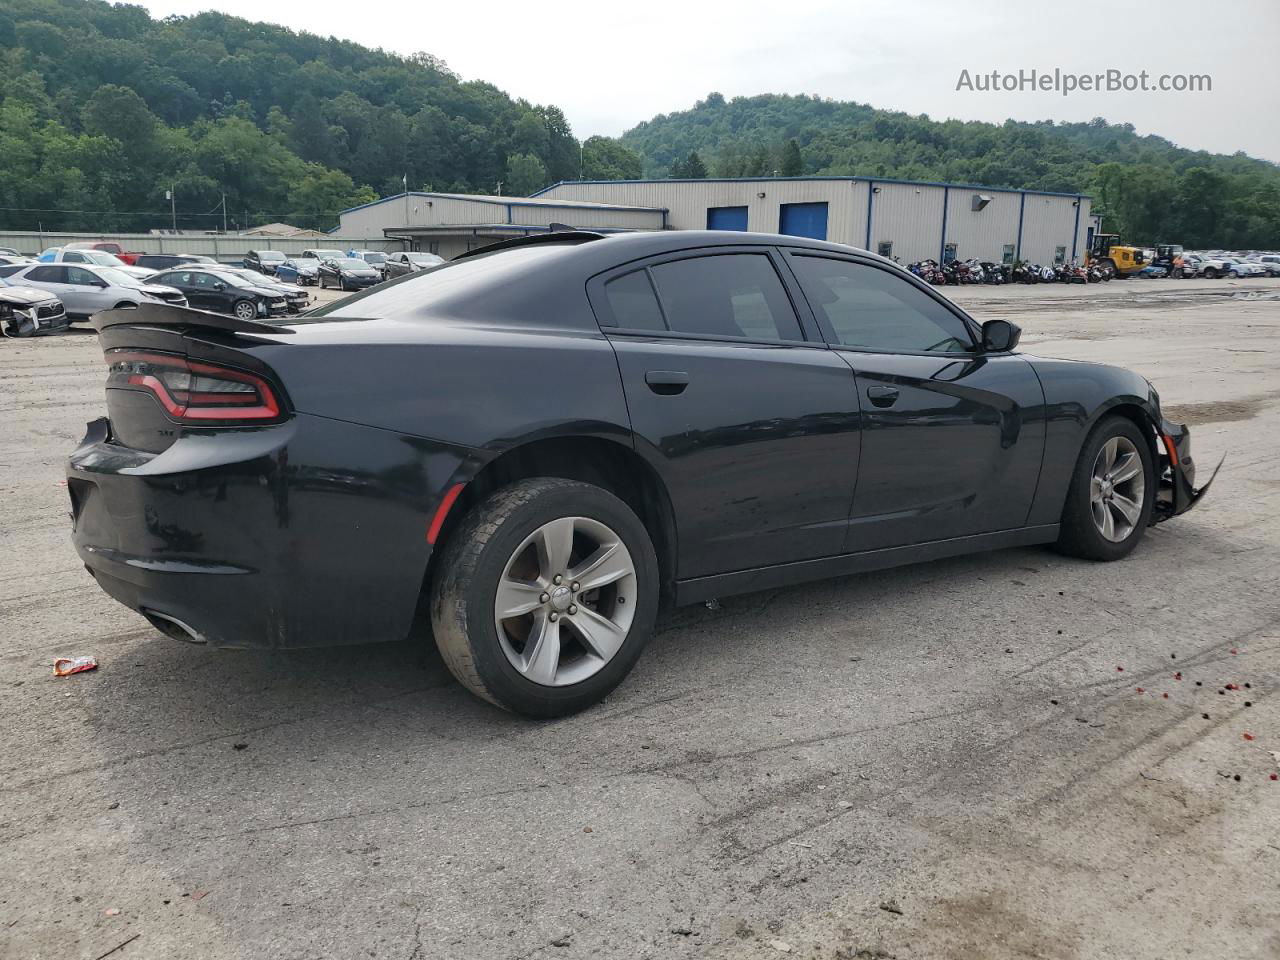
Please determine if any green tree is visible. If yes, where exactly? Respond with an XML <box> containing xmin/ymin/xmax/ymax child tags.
<box><xmin>580</xmin><ymin>136</ymin><xmax>642</xmax><ymax>181</ymax></box>
<box><xmin>504</xmin><ymin>152</ymin><xmax>547</xmax><ymax>196</ymax></box>
<box><xmin>288</xmin><ymin>166</ymin><xmax>375</xmax><ymax>230</ymax></box>
<box><xmin>670</xmin><ymin>151</ymin><xmax>707</xmax><ymax>179</ymax></box>
<box><xmin>780</xmin><ymin>138</ymin><xmax>803</xmax><ymax>177</ymax></box>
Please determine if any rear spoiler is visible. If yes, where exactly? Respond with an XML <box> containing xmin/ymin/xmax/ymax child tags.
<box><xmin>90</xmin><ymin>301</ymin><xmax>295</xmax><ymax>335</ymax></box>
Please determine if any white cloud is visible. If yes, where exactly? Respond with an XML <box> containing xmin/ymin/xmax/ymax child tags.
<box><xmin>141</xmin><ymin>0</ymin><xmax>1280</xmax><ymax>160</ymax></box>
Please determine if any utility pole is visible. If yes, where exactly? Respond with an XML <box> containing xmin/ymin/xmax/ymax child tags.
<box><xmin>221</xmin><ymin>193</ymin><xmax>227</xmax><ymax>233</ymax></box>
<box><xmin>495</xmin><ymin>181</ymin><xmax>503</xmax><ymax>197</ymax></box>
<box><xmin>167</xmin><ymin>185</ymin><xmax>176</xmax><ymax>232</ymax></box>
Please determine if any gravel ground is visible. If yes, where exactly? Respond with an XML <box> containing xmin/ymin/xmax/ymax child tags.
<box><xmin>2</xmin><ymin>276</ymin><xmax>1278</xmax><ymax>960</ymax></box>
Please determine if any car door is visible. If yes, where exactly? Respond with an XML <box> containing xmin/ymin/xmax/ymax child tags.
<box><xmin>24</xmin><ymin>265</ymin><xmax>88</xmax><ymax>314</ymax></box>
<box><xmin>590</xmin><ymin>246</ymin><xmax>862</xmax><ymax>579</ymax></box>
<box><xmin>66</xmin><ymin>266</ymin><xmax>119</xmax><ymax>313</ymax></box>
<box><xmin>782</xmin><ymin>251</ymin><xmax>1046</xmax><ymax>553</ymax></box>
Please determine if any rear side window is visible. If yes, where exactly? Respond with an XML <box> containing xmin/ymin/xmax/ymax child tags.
<box><xmin>789</xmin><ymin>256</ymin><xmax>974</xmax><ymax>353</ymax></box>
<box><xmin>648</xmin><ymin>254</ymin><xmax>803</xmax><ymax>341</ymax></box>
<box><xmin>27</xmin><ymin>265</ymin><xmax>65</xmax><ymax>282</ymax></box>
<box><xmin>603</xmin><ymin>270</ymin><xmax>665</xmax><ymax>331</ymax></box>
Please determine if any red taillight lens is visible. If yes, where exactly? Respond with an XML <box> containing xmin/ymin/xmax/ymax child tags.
<box><xmin>106</xmin><ymin>350</ymin><xmax>283</xmax><ymax>423</ymax></box>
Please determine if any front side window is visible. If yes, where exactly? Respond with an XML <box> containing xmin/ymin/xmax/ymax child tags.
<box><xmin>67</xmin><ymin>266</ymin><xmax>100</xmax><ymax>285</ymax></box>
<box><xmin>789</xmin><ymin>256</ymin><xmax>974</xmax><ymax>354</ymax></box>
<box><xmin>63</xmin><ymin>251</ymin><xmax>88</xmax><ymax>263</ymax></box>
<box><xmin>648</xmin><ymin>254</ymin><xmax>803</xmax><ymax>341</ymax></box>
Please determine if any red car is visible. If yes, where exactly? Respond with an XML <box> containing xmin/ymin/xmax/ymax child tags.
<box><xmin>66</xmin><ymin>241</ymin><xmax>144</xmax><ymax>266</ymax></box>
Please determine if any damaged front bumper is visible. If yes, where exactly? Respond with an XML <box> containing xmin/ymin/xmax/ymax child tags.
<box><xmin>1153</xmin><ymin>418</ymin><xmax>1220</xmax><ymax>523</ymax></box>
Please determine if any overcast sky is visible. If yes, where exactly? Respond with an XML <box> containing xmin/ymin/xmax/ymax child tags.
<box><xmin>142</xmin><ymin>0</ymin><xmax>1280</xmax><ymax>162</ymax></box>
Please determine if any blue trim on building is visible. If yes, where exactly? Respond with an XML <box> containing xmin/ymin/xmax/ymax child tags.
<box><xmin>1015</xmin><ymin>192</ymin><xmax>1026</xmax><ymax>261</ymax></box>
<box><xmin>1070</xmin><ymin>195</ymin><xmax>1082</xmax><ymax>261</ymax></box>
<box><xmin>531</xmin><ymin>176</ymin><xmax>1090</xmax><ymax>201</ymax></box>
<box><xmin>864</xmin><ymin>181</ymin><xmax>874</xmax><ymax>249</ymax></box>
<box><xmin>939</xmin><ymin>187</ymin><xmax>950</xmax><ymax>262</ymax></box>
<box><xmin>337</xmin><ymin>191</ymin><xmax>668</xmax><ymax>218</ymax></box>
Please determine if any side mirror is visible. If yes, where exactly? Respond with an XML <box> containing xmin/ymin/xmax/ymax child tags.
<box><xmin>213</xmin><ymin>281</ymin><xmax>226</xmax><ymax>291</ymax></box>
<box><xmin>981</xmin><ymin>319</ymin><xmax>1021</xmax><ymax>352</ymax></box>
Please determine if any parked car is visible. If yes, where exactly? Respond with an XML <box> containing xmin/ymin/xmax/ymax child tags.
<box><xmin>145</xmin><ymin>268</ymin><xmax>290</xmax><ymax>320</ymax></box>
<box><xmin>1245</xmin><ymin>254</ymin><xmax>1280</xmax><ymax>277</ymax></box>
<box><xmin>0</xmin><ymin>254</ymin><xmax>35</xmax><ymax>267</ymax></box>
<box><xmin>1220</xmin><ymin>258</ymin><xmax>1266</xmax><ymax>279</ymax></box>
<box><xmin>0</xmin><ymin>265</ymin><xmax>28</xmax><ymax>280</ymax></box>
<box><xmin>274</xmin><ymin>258</ymin><xmax>321</xmax><ymax>286</ymax></box>
<box><xmin>39</xmin><ymin>247</ymin><xmax>156</xmax><ymax>281</ymax></box>
<box><xmin>0</xmin><ymin>246</ymin><xmax>20</xmax><ymax>256</ymax></box>
<box><xmin>1194</xmin><ymin>255</ymin><xmax>1233</xmax><ymax>278</ymax></box>
<box><xmin>1179</xmin><ymin>254</ymin><xmax>1202</xmax><ymax>277</ymax></box>
<box><xmin>64</xmin><ymin>240</ymin><xmax>144</xmax><ymax>265</ymax></box>
<box><xmin>66</xmin><ymin>230</ymin><xmax>1213</xmax><ymax>717</ymax></box>
<box><xmin>347</xmin><ymin>249</ymin><xmax>389</xmax><ymax>277</ymax></box>
<box><xmin>134</xmin><ymin>254</ymin><xmax>216</xmax><ymax>272</ymax></box>
<box><xmin>0</xmin><ymin>283</ymin><xmax>68</xmax><ymax>338</ymax></box>
<box><xmin>299</xmin><ymin>248</ymin><xmax>346</xmax><ymax>262</ymax></box>
<box><xmin>244</xmin><ymin>250</ymin><xmax>288</xmax><ymax>275</ymax></box>
<box><xmin>8</xmin><ymin>263</ymin><xmax>185</xmax><ymax>318</ymax></box>
<box><xmin>318</xmin><ymin>257</ymin><xmax>381</xmax><ymax>291</ymax></box>
<box><xmin>203</xmin><ymin>266</ymin><xmax>311</xmax><ymax>313</ymax></box>
<box><xmin>383</xmin><ymin>251</ymin><xmax>444</xmax><ymax>279</ymax></box>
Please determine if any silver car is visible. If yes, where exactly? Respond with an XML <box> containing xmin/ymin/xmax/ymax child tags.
<box><xmin>7</xmin><ymin>263</ymin><xmax>186</xmax><ymax>319</ymax></box>
<box><xmin>43</xmin><ymin>247</ymin><xmax>156</xmax><ymax>281</ymax></box>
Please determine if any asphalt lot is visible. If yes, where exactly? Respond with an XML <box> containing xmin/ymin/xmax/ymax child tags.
<box><xmin>2</xmin><ymin>276</ymin><xmax>1278</xmax><ymax>960</ymax></box>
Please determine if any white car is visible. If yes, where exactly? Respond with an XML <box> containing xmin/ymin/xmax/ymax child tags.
<box><xmin>1246</xmin><ymin>254</ymin><xmax>1280</xmax><ymax>277</ymax></box>
<box><xmin>1219</xmin><ymin>258</ymin><xmax>1266</xmax><ymax>279</ymax></box>
<box><xmin>38</xmin><ymin>246</ymin><xmax>156</xmax><ymax>281</ymax></box>
<box><xmin>7</xmin><ymin>263</ymin><xmax>186</xmax><ymax>319</ymax></box>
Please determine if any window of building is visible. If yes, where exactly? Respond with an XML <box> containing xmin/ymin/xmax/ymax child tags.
<box><xmin>1054</xmin><ymin>246</ymin><xmax>1067</xmax><ymax>264</ymax></box>
<box><xmin>877</xmin><ymin>241</ymin><xmax>893</xmax><ymax>259</ymax></box>
<box><xmin>647</xmin><ymin>254</ymin><xmax>804</xmax><ymax>342</ymax></box>
<box><xmin>942</xmin><ymin>243</ymin><xmax>958</xmax><ymax>264</ymax></box>
<box><xmin>1003</xmin><ymin>244</ymin><xmax>1016</xmax><ymax>265</ymax></box>
<box><xmin>788</xmin><ymin>256</ymin><xmax>974</xmax><ymax>354</ymax></box>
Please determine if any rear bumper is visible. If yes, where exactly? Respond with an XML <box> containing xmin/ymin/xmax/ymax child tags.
<box><xmin>68</xmin><ymin>413</ymin><xmax>471</xmax><ymax>649</ymax></box>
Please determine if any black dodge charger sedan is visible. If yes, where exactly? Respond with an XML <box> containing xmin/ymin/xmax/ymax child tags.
<box><xmin>318</xmin><ymin>257</ymin><xmax>382</xmax><ymax>291</ymax></box>
<box><xmin>67</xmin><ymin>231</ymin><xmax>1211</xmax><ymax>717</ymax></box>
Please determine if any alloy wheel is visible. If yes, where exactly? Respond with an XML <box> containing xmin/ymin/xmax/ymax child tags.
<box><xmin>493</xmin><ymin>516</ymin><xmax>637</xmax><ymax>687</ymax></box>
<box><xmin>234</xmin><ymin>301</ymin><xmax>257</xmax><ymax>321</ymax></box>
<box><xmin>1090</xmin><ymin>436</ymin><xmax>1145</xmax><ymax>542</ymax></box>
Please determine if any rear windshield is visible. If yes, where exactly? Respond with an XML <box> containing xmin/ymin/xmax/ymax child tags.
<box><xmin>307</xmin><ymin>245</ymin><xmax>574</xmax><ymax>320</ymax></box>
<box><xmin>361</xmin><ymin>252</ymin><xmax>386</xmax><ymax>264</ymax></box>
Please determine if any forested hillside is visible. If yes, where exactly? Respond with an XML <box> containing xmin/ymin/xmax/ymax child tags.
<box><xmin>0</xmin><ymin>0</ymin><xmax>594</xmax><ymax>231</ymax></box>
<box><xmin>623</xmin><ymin>93</ymin><xmax>1280</xmax><ymax>248</ymax></box>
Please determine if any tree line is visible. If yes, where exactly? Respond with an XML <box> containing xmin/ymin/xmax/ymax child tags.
<box><xmin>0</xmin><ymin>0</ymin><xmax>646</xmax><ymax>232</ymax></box>
<box><xmin>623</xmin><ymin>93</ymin><xmax>1280</xmax><ymax>249</ymax></box>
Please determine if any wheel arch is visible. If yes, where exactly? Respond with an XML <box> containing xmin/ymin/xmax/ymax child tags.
<box><xmin>1087</xmin><ymin>397</ymin><xmax>1163</xmax><ymax>466</ymax></box>
<box><xmin>429</xmin><ymin>435</ymin><xmax>679</xmax><ymax>609</ymax></box>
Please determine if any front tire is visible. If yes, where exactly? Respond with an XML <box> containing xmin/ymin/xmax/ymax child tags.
<box><xmin>232</xmin><ymin>299</ymin><xmax>258</xmax><ymax>321</ymax></box>
<box><xmin>1055</xmin><ymin>416</ymin><xmax>1155</xmax><ymax>561</ymax></box>
<box><xmin>430</xmin><ymin>478</ymin><xmax>659</xmax><ymax>717</ymax></box>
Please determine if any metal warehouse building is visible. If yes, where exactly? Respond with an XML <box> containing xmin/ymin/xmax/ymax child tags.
<box><xmin>336</xmin><ymin>178</ymin><xmax>1094</xmax><ymax>267</ymax></box>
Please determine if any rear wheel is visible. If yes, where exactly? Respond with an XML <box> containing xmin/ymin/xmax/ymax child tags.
<box><xmin>431</xmin><ymin>478</ymin><xmax>660</xmax><ymax>717</ymax></box>
<box><xmin>1055</xmin><ymin>416</ymin><xmax>1155</xmax><ymax>561</ymax></box>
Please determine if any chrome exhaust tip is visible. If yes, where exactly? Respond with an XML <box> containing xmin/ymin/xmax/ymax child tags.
<box><xmin>141</xmin><ymin>609</ymin><xmax>208</xmax><ymax>645</ymax></box>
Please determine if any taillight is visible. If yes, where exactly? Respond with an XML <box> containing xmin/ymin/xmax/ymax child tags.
<box><xmin>105</xmin><ymin>350</ymin><xmax>283</xmax><ymax>424</ymax></box>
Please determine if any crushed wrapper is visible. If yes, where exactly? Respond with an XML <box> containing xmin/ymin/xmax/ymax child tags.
<box><xmin>54</xmin><ymin>656</ymin><xmax>98</xmax><ymax>676</ymax></box>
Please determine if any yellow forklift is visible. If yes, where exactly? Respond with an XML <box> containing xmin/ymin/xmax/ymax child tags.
<box><xmin>1087</xmin><ymin>234</ymin><xmax>1146</xmax><ymax>278</ymax></box>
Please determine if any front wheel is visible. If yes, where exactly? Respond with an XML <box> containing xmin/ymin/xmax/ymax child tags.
<box><xmin>1055</xmin><ymin>416</ymin><xmax>1155</xmax><ymax>561</ymax></box>
<box><xmin>1202</xmin><ymin>267</ymin><xmax>1218</xmax><ymax>279</ymax></box>
<box><xmin>232</xmin><ymin>299</ymin><xmax>258</xmax><ymax>321</ymax></box>
<box><xmin>431</xmin><ymin>478</ymin><xmax>659</xmax><ymax>717</ymax></box>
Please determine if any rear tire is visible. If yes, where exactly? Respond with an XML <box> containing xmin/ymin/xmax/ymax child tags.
<box><xmin>430</xmin><ymin>478</ymin><xmax>660</xmax><ymax>717</ymax></box>
<box><xmin>1055</xmin><ymin>416</ymin><xmax>1155</xmax><ymax>562</ymax></box>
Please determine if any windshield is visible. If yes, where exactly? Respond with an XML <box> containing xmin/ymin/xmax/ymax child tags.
<box><xmin>95</xmin><ymin>267</ymin><xmax>137</xmax><ymax>287</ymax></box>
<box><xmin>408</xmin><ymin>253</ymin><xmax>443</xmax><ymax>265</ymax></box>
<box><xmin>361</xmin><ymin>252</ymin><xmax>386</xmax><ymax>264</ymax></box>
<box><xmin>309</xmin><ymin>244</ymin><xmax>576</xmax><ymax>320</ymax></box>
<box><xmin>333</xmin><ymin>258</ymin><xmax>368</xmax><ymax>269</ymax></box>
<box><xmin>82</xmin><ymin>250</ymin><xmax>126</xmax><ymax>267</ymax></box>
<box><xmin>256</xmin><ymin>251</ymin><xmax>286</xmax><ymax>261</ymax></box>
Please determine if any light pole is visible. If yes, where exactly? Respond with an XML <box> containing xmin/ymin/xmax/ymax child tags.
<box><xmin>167</xmin><ymin>185</ymin><xmax>176</xmax><ymax>231</ymax></box>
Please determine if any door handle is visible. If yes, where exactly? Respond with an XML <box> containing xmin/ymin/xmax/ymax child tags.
<box><xmin>866</xmin><ymin>385</ymin><xmax>899</xmax><ymax>407</ymax></box>
<box><xmin>645</xmin><ymin>370</ymin><xmax>689</xmax><ymax>395</ymax></box>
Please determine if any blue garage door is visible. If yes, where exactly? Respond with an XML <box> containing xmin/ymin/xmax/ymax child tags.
<box><xmin>779</xmin><ymin>202</ymin><xmax>828</xmax><ymax>240</ymax></box>
<box><xmin>707</xmin><ymin>206</ymin><xmax>749</xmax><ymax>231</ymax></box>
